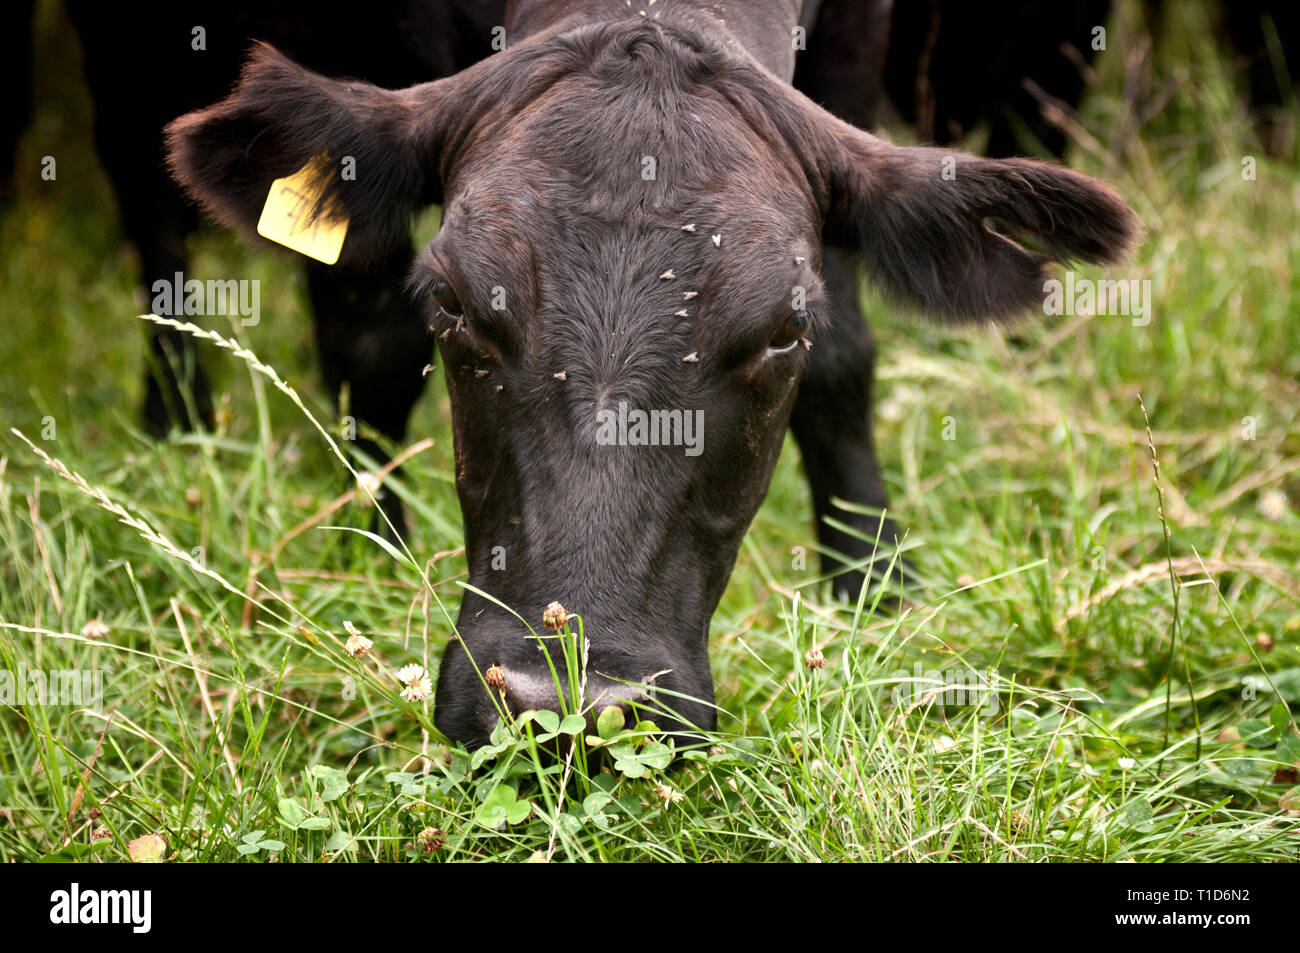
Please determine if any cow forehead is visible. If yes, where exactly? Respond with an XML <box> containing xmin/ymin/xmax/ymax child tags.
<box><xmin>427</xmin><ymin>220</ymin><xmax>814</xmax><ymax>407</ymax></box>
<box><xmin>442</xmin><ymin>185</ymin><xmax>808</xmax><ymax>269</ymax></box>
<box><xmin>425</xmin><ymin>25</ymin><xmax>822</xmax><ymax>356</ymax></box>
<box><xmin>439</xmin><ymin>127</ymin><xmax>818</xmax><ymax>300</ymax></box>
<box><xmin>436</xmin><ymin>204</ymin><xmax>815</xmax><ymax>338</ymax></box>
<box><xmin>445</xmin><ymin>35</ymin><xmax>816</xmax><ymax>220</ymax></box>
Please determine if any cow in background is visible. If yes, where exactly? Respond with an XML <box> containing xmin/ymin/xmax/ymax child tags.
<box><xmin>3</xmin><ymin>1</ymin><xmax>506</xmax><ymax>535</ymax></box>
<box><xmin>881</xmin><ymin>0</ymin><xmax>1296</xmax><ymax>160</ymax></box>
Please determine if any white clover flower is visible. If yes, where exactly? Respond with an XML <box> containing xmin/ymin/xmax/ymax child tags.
<box><xmin>81</xmin><ymin>618</ymin><xmax>110</xmax><ymax>639</ymax></box>
<box><xmin>401</xmin><ymin>676</ymin><xmax>432</xmax><ymax>702</ymax></box>
<box><xmin>654</xmin><ymin>783</ymin><xmax>684</xmax><ymax>805</ymax></box>
<box><xmin>1258</xmin><ymin>489</ymin><xmax>1287</xmax><ymax>521</ymax></box>
<box><xmin>127</xmin><ymin>833</ymin><xmax>167</xmax><ymax>863</ymax></box>
<box><xmin>355</xmin><ymin>471</ymin><xmax>384</xmax><ymax>508</ymax></box>
<box><xmin>397</xmin><ymin>663</ymin><xmax>432</xmax><ymax>702</ymax></box>
<box><xmin>1118</xmin><ymin>757</ymin><xmax>1136</xmax><ymax>770</ymax></box>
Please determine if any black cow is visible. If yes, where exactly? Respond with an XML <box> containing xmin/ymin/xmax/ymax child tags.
<box><xmin>4</xmin><ymin>1</ymin><xmax>506</xmax><ymax>535</ymax></box>
<box><xmin>882</xmin><ymin>0</ymin><xmax>1298</xmax><ymax>160</ymax></box>
<box><xmin>168</xmin><ymin>0</ymin><xmax>1136</xmax><ymax>747</ymax></box>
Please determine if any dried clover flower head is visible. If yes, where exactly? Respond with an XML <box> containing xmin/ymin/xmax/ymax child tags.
<box><xmin>342</xmin><ymin>622</ymin><xmax>372</xmax><ymax>658</ymax></box>
<box><xmin>416</xmin><ymin>827</ymin><xmax>445</xmax><ymax>853</ymax></box>
<box><xmin>542</xmin><ymin>601</ymin><xmax>569</xmax><ymax>630</ymax></box>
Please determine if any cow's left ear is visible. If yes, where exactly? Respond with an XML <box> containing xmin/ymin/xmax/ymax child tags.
<box><xmin>820</xmin><ymin>127</ymin><xmax>1140</xmax><ymax>322</ymax></box>
<box><xmin>166</xmin><ymin>43</ymin><xmax>464</xmax><ymax>265</ymax></box>
<box><xmin>767</xmin><ymin>84</ymin><xmax>1140</xmax><ymax>323</ymax></box>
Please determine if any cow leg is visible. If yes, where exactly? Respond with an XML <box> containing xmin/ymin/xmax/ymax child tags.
<box><xmin>307</xmin><ymin>248</ymin><xmax>431</xmax><ymax>541</ymax></box>
<box><xmin>68</xmin><ymin>2</ymin><xmax>215</xmax><ymax>436</ymax></box>
<box><xmin>111</xmin><ymin>185</ymin><xmax>213</xmax><ymax>438</ymax></box>
<box><xmin>113</xmin><ymin>159</ymin><xmax>211</xmax><ymax>436</ymax></box>
<box><xmin>137</xmin><ymin>213</ymin><xmax>212</xmax><ymax>437</ymax></box>
<box><xmin>790</xmin><ymin>247</ymin><xmax>907</xmax><ymax>602</ymax></box>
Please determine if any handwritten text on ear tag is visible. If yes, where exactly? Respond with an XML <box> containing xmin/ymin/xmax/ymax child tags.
<box><xmin>256</xmin><ymin>154</ymin><xmax>349</xmax><ymax>265</ymax></box>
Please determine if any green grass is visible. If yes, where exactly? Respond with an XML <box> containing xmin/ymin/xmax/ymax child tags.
<box><xmin>1</xmin><ymin>1</ymin><xmax>1297</xmax><ymax>862</ymax></box>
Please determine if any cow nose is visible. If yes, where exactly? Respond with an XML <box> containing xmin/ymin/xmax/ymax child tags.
<box><xmin>493</xmin><ymin>666</ymin><xmax>650</xmax><ymax>727</ymax></box>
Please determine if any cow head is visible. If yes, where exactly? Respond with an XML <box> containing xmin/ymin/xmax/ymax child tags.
<box><xmin>167</xmin><ymin>21</ymin><xmax>1137</xmax><ymax>747</ymax></box>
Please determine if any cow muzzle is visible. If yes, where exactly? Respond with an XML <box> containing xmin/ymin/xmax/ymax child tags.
<box><xmin>487</xmin><ymin>665</ymin><xmax>662</xmax><ymax>729</ymax></box>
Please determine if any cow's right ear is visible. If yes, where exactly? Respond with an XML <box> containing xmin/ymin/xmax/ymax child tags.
<box><xmin>166</xmin><ymin>43</ymin><xmax>458</xmax><ymax>264</ymax></box>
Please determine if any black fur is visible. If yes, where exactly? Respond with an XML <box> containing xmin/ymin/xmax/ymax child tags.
<box><xmin>166</xmin><ymin>44</ymin><xmax>434</xmax><ymax>267</ymax></box>
<box><xmin>827</xmin><ymin>143</ymin><xmax>1141</xmax><ymax>322</ymax></box>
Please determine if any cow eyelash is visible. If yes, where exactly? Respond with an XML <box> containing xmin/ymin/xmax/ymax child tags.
<box><xmin>766</xmin><ymin>309</ymin><xmax>811</xmax><ymax>355</ymax></box>
<box><xmin>429</xmin><ymin>277</ymin><xmax>464</xmax><ymax>318</ymax></box>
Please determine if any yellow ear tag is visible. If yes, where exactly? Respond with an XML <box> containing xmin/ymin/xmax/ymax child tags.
<box><xmin>256</xmin><ymin>154</ymin><xmax>349</xmax><ymax>265</ymax></box>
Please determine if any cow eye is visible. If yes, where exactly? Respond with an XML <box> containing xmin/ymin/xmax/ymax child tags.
<box><xmin>429</xmin><ymin>277</ymin><xmax>463</xmax><ymax>317</ymax></box>
<box><xmin>767</xmin><ymin>309</ymin><xmax>810</xmax><ymax>354</ymax></box>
